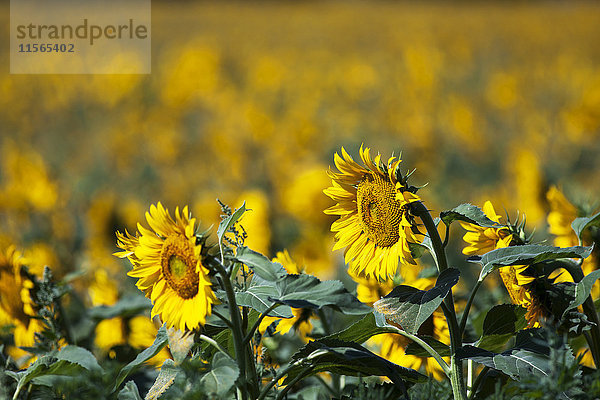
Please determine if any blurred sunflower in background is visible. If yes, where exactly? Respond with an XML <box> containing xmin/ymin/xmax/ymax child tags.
<box><xmin>115</xmin><ymin>202</ymin><xmax>216</xmax><ymax>332</ymax></box>
<box><xmin>0</xmin><ymin>246</ymin><xmax>44</xmax><ymax>366</ymax></box>
<box><xmin>324</xmin><ymin>146</ymin><xmax>422</xmax><ymax>280</ymax></box>
<box><xmin>354</xmin><ymin>275</ymin><xmax>449</xmax><ymax>380</ymax></box>
<box><xmin>259</xmin><ymin>250</ymin><xmax>315</xmax><ymax>341</ymax></box>
<box><xmin>89</xmin><ymin>269</ymin><xmax>170</xmax><ymax>365</ymax></box>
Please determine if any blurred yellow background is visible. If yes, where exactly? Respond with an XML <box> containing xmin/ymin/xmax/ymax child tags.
<box><xmin>1</xmin><ymin>1</ymin><xmax>600</xmax><ymax>281</ymax></box>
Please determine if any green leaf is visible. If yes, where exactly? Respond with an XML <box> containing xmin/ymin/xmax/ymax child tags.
<box><xmin>440</xmin><ymin>203</ymin><xmax>501</xmax><ymax>228</ymax></box>
<box><xmin>457</xmin><ymin>345</ymin><xmax>551</xmax><ymax>380</ymax></box>
<box><xmin>145</xmin><ymin>359</ymin><xmax>179</xmax><ymax>400</ymax></box>
<box><xmin>475</xmin><ymin>305</ymin><xmax>528</xmax><ymax>352</ymax></box>
<box><xmin>409</xmin><ymin>218</ymin><xmax>439</xmax><ymax>262</ymax></box>
<box><xmin>325</xmin><ymin>313</ymin><xmax>397</xmax><ymax>344</ymax></box>
<box><xmin>234</xmin><ymin>246</ymin><xmax>286</xmax><ymax>282</ymax></box>
<box><xmin>8</xmin><ymin>346</ymin><xmax>102</xmax><ymax>400</ymax></box>
<box><xmin>114</xmin><ymin>325</ymin><xmax>169</xmax><ymax>392</ymax></box>
<box><xmin>562</xmin><ymin>269</ymin><xmax>600</xmax><ymax>318</ymax></box>
<box><xmin>118</xmin><ymin>381</ymin><xmax>143</xmax><ymax>400</ymax></box>
<box><xmin>55</xmin><ymin>345</ymin><xmax>102</xmax><ymax>373</ymax></box>
<box><xmin>404</xmin><ymin>336</ymin><xmax>451</xmax><ymax>357</ymax></box>
<box><xmin>236</xmin><ymin>269</ymin><xmax>370</xmax><ymax>318</ymax></box>
<box><xmin>458</xmin><ymin>329</ymin><xmax>576</xmax><ymax>382</ymax></box>
<box><xmin>285</xmin><ymin>338</ymin><xmax>427</xmax><ymax>387</ymax></box>
<box><xmin>89</xmin><ymin>295</ymin><xmax>152</xmax><ymax>320</ymax></box>
<box><xmin>235</xmin><ymin>279</ymin><xmax>293</xmax><ymax>318</ymax></box>
<box><xmin>474</xmin><ymin>245</ymin><xmax>593</xmax><ymax>280</ymax></box>
<box><xmin>572</xmin><ymin>211</ymin><xmax>600</xmax><ymax>240</ymax></box>
<box><xmin>274</xmin><ymin>274</ymin><xmax>371</xmax><ymax>315</ymax></box>
<box><xmin>200</xmin><ymin>353</ymin><xmax>239</xmax><ymax>398</ymax></box>
<box><xmin>373</xmin><ymin>268</ymin><xmax>460</xmax><ymax>334</ymax></box>
<box><xmin>217</xmin><ymin>202</ymin><xmax>246</xmax><ymax>258</ymax></box>
<box><xmin>166</xmin><ymin>328</ymin><xmax>194</xmax><ymax>364</ymax></box>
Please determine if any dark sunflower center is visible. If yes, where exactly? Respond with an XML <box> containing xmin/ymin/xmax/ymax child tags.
<box><xmin>357</xmin><ymin>173</ymin><xmax>403</xmax><ymax>247</ymax></box>
<box><xmin>160</xmin><ymin>235</ymin><xmax>200</xmax><ymax>299</ymax></box>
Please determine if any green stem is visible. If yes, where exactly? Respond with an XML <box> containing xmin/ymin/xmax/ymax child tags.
<box><xmin>467</xmin><ymin>366</ymin><xmax>490</xmax><ymax>400</ymax></box>
<box><xmin>213</xmin><ymin>310</ymin><xmax>235</xmax><ymax>330</ymax></box>
<box><xmin>199</xmin><ymin>334</ymin><xmax>233</xmax><ymax>359</ymax></box>
<box><xmin>459</xmin><ymin>279</ymin><xmax>484</xmax><ymax>336</ymax></box>
<box><xmin>387</xmin><ymin>326</ymin><xmax>450</xmax><ymax>375</ymax></box>
<box><xmin>243</xmin><ymin>303</ymin><xmax>279</xmax><ymax>344</ymax></box>
<box><xmin>411</xmin><ymin>201</ymin><xmax>467</xmax><ymax>400</ymax></box>
<box><xmin>562</xmin><ymin>261</ymin><xmax>600</xmax><ymax>369</ymax></box>
<box><xmin>210</xmin><ymin>257</ymin><xmax>249</xmax><ymax>400</ymax></box>
<box><xmin>275</xmin><ymin>366</ymin><xmax>314</xmax><ymax>400</ymax></box>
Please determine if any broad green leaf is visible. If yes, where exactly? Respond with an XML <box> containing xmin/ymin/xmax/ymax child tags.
<box><xmin>7</xmin><ymin>346</ymin><xmax>102</xmax><ymax>400</ymax></box>
<box><xmin>118</xmin><ymin>381</ymin><xmax>143</xmax><ymax>400</ymax></box>
<box><xmin>475</xmin><ymin>245</ymin><xmax>592</xmax><ymax>280</ymax></box>
<box><xmin>55</xmin><ymin>345</ymin><xmax>102</xmax><ymax>373</ymax></box>
<box><xmin>440</xmin><ymin>203</ymin><xmax>501</xmax><ymax>228</ymax></box>
<box><xmin>285</xmin><ymin>338</ymin><xmax>427</xmax><ymax>387</ymax></box>
<box><xmin>572</xmin><ymin>211</ymin><xmax>600</xmax><ymax>240</ymax></box>
<box><xmin>458</xmin><ymin>329</ymin><xmax>576</xmax><ymax>382</ymax></box>
<box><xmin>562</xmin><ymin>270</ymin><xmax>600</xmax><ymax>318</ymax></box>
<box><xmin>114</xmin><ymin>325</ymin><xmax>169</xmax><ymax>392</ymax></box>
<box><xmin>274</xmin><ymin>274</ymin><xmax>371</xmax><ymax>315</ymax></box>
<box><xmin>236</xmin><ymin>271</ymin><xmax>369</xmax><ymax>318</ymax></box>
<box><xmin>373</xmin><ymin>268</ymin><xmax>460</xmax><ymax>334</ymax></box>
<box><xmin>457</xmin><ymin>345</ymin><xmax>551</xmax><ymax>380</ymax></box>
<box><xmin>89</xmin><ymin>295</ymin><xmax>152</xmax><ymax>320</ymax></box>
<box><xmin>200</xmin><ymin>353</ymin><xmax>239</xmax><ymax>398</ymax></box>
<box><xmin>325</xmin><ymin>313</ymin><xmax>397</xmax><ymax>344</ymax></box>
<box><xmin>234</xmin><ymin>246</ymin><xmax>286</xmax><ymax>282</ymax></box>
<box><xmin>145</xmin><ymin>359</ymin><xmax>179</xmax><ymax>400</ymax></box>
<box><xmin>167</xmin><ymin>328</ymin><xmax>194</xmax><ymax>364</ymax></box>
<box><xmin>235</xmin><ymin>279</ymin><xmax>293</xmax><ymax>318</ymax></box>
<box><xmin>404</xmin><ymin>336</ymin><xmax>451</xmax><ymax>357</ymax></box>
<box><xmin>217</xmin><ymin>202</ymin><xmax>246</xmax><ymax>258</ymax></box>
<box><xmin>475</xmin><ymin>305</ymin><xmax>528</xmax><ymax>352</ymax></box>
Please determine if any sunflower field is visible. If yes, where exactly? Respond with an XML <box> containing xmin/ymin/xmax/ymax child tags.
<box><xmin>2</xmin><ymin>1</ymin><xmax>600</xmax><ymax>399</ymax></box>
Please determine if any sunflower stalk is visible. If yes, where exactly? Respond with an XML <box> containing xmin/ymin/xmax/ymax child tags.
<box><xmin>411</xmin><ymin>201</ymin><xmax>467</xmax><ymax>400</ymax></box>
<box><xmin>210</xmin><ymin>257</ymin><xmax>256</xmax><ymax>400</ymax></box>
<box><xmin>561</xmin><ymin>261</ymin><xmax>600</xmax><ymax>369</ymax></box>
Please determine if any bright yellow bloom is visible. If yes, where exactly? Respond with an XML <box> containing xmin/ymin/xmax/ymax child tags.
<box><xmin>460</xmin><ymin>201</ymin><xmax>545</xmax><ymax>326</ymax></box>
<box><xmin>546</xmin><ymin>186</ymin><xmax>579</xmax><ymax>248</ymax></box>
<box><xmin>324</xmin><ymin>146</ymin><xmax>422</xmax><ymax>280</ymax></box>
<box><xmin>460</xmin><ymin>201</ymin><xmax>512</xmax><ymax>256</ymax></box>
<box><xmin>115</xmin><ymin>203</ymin><xmax>216</xmax><ymax>332</ymax></box>
<box><xmin>356</xmin><ymin>276</ymin><xmax>449</xmax><ymax>380</ymax></box>
<box><xmin>90</xmin><ymin>269</ymin><xmax>170</xmax><ymax>365</ymax></box>
<box><xmin>259</xmin><ymin>250</ymin><xmax>314</xmax><ymax>341</ymax></box>
<box><xmin>0</xmin><ymin>246</ymin><xmax>44</xmax><ymax>365</ymax></box>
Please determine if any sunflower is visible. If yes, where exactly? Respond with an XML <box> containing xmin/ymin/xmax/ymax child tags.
<box><xmin>546</xmin><ymin>186</ymin><xmax>579</xmax><ymax>248</ymax></box>
<box><xmin>0</xmin><ymin>246</ymin><xmax>44</xmax><ymax>365</ymax></box>
<box><xmin>115</xmin><ymin>202</ymin><xmax>216</xmax><ymax>332</ymax></box>
<box><xmin>460</xmin><ymin>201</ymin><xmax>547</xmax><ymax>326</ymax></box>
<box><xmin>324</xmin><ymin>146</ymin><xmax>422</xmax><ymax>280</ymax></box>
<box><xmin>90</xmin><ymin>269</ymin><xmax>170</xmax><ymax>365</ymax></box>
<box><xmin>259</xmin><ymin>250</ymin><xmax>314</xmax><ymax>341</ymax></box>
<box><xmin>460</xmin><ymin>201</ymin><xmax>513</xmax><ymax>256</ymax></box>
<box><xmin>355</xmin><ymin>276</ymin><xmax>449</xmax><ymax>380</ymax></box>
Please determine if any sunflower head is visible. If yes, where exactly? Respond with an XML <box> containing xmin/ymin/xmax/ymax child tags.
<box><xmin>324</xmin><ymin>146</ymin><xmax>422</xmax><ymax>280</ymax></box>
<box><xmin>0</xmin><ymin>245</ymin><xmax>45</xmax><ymax>362</ymax></box>
<box><xmin>115</xmin><ymin>202</ymin><xmax>216</xmax><ymax>332</ymax></box>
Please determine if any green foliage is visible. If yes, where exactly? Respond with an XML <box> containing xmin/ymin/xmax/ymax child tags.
<box><xmin>475</xmin><ymin>304</ymin><xmax>528</xmax><ymax>352</ymax></box>
<box><xmin>440</xmin><ymin>203</ymin><xmax>502</xmax><ymax>228</ymax></box>
<box><xmin>113</xmin><ymin>325</ymin><xmax>169</xmax><ymax>392</ymax></box>
<box><xmin>118</xmin><ymin>381</ymin><xmax>144</xmax><ymax>400</ymax></box>
<box><xmin>200</xmin><ymin>353</ymin><xmax>240</xmax><ymax>398</ymax></box>
<box><xmin>285</xmin><ymin>338</ymin><xmax>427</xmax><ymax>388</ymax></box>
<box><xmin>572</xmin><ymin>211</ymin><xmax>600</xmax><ymax>241</ymax></box>
<box><xmin>473</xmin><ymin>244</ymin><xmax>593</xmax><ymax>280</ymax></box>
<box><xmin>373</xmin><ymin>268</ymin><xmax>460</xmax><ymax>334</ymax></box>
<box><xmin>89</xmin><ymin>295</ymin><xmax>152</xmax><ymax>320</ymax></box>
